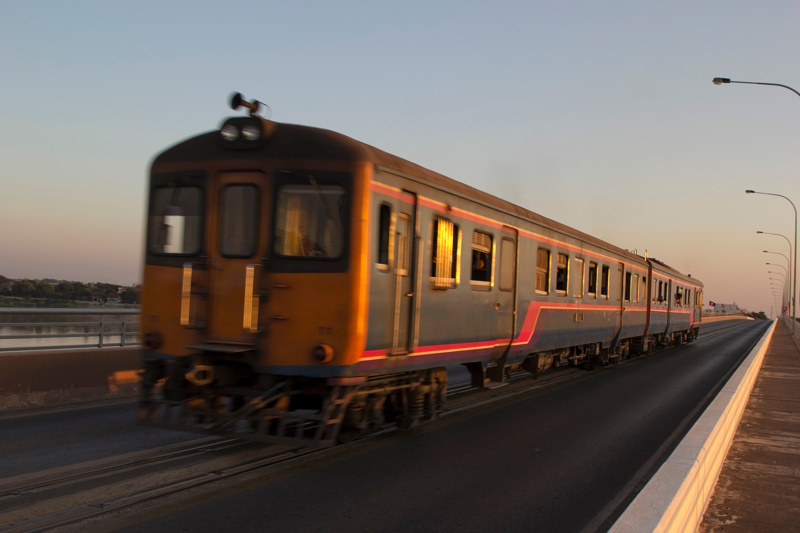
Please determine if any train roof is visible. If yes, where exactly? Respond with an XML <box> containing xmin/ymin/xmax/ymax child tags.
<box><xmin>154</xmin><ymin>117</ymin><xmax>700</xmax><ymax>284</ymax></box>
<box><xmin>648</xmin><ymin>258</ymin><xmax>703</xmax><ymax>287</ymax></box>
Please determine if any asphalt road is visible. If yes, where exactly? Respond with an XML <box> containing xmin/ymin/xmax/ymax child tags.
<box><xmin>85</xmin><ymin>319</ymin><xmax>770</xmax><ymax>533</ymax></box>
<box><xmin>0</xmin><ymin>402</ymin><xmax>196</xmax><ymax>479</ymax></box>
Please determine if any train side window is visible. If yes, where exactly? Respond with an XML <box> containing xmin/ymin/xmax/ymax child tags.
<box><xmin>657</xmin><ymin>280</ymin><xmax>664</xmax><ymax>304</ymax></box>
<box><xmin>536</xmin><ymin>248</ymin><xmax>550</xmax><ymax>294</ymax></box>
<box><xmin>396</xmin><ymin>214</ymin><xmax>411</xmax><ymax>274</ymax></box>
<box><xmin>600</xmin><ymin>265</ymin><xmax>610</xmax><ymax>299</ymax></box>
<box><xmin>632</xmin><ymin>274</ymin><xmax>639</xmax><ymax>303</ymax></box>
<box><xmin>676</xmin><ymin>287</ymin><xmax>683</xmax><ymax>307</ymax></box>
<box><xmin>430</xmin><ymin>217</ymin><xmax>460</xmax><ymax>289</ymax></box>
<box><xmin>587</xmin><ymin>262</ymin><xmax>598</xmax><ymax>298</ymax></box>
<box><xmin>556</xmin><ymin>253</ymin><xmax>568</xmax><ymax>295</ymax></box>
<box><xmin>624</xmin><ymin>271</ymin><xmax>632</xmax><ymax>302</ymax></box>
<box><xmin>471</xmin><ymin>231</ymin><xmax>493</xmax><ymax>284</ymax></box>
<box><xmin>571</xmin><ymin>258</ymin><xmax>584</xmax><ymax>298</ymax></box>
<box><xmin>376</xmin><ymin>204</ymin><xmax>392</xmax><ymax>269</ymax></box>
<box><xmin>499</xmin><ymin>238</ymin><xmax>515</xmax><ymax>292</ymax></box>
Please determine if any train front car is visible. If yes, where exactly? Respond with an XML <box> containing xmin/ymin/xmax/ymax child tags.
<box><xmin>138</xmin><ymin>94</ymin><xmax>374</xmax><ymax>447</ymax></box>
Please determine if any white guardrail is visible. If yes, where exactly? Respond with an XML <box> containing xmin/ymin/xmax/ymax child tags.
<box><xmin>0</xmin><ymin>307</ymin><xmax>139</xmax><ymax>352</ymax></box>
<box><xmin>610</xmin><ymin>319</ymin><xmax>777</xmax><ymax>532</ymax></box>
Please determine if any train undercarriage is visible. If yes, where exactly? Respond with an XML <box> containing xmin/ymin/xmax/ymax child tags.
<box><xmin>139</xmin><ymin>359</ymin><xmax>448</xmax><ymax>448</ymax></box>
<box><xmin>516</xmin><ymin>328</ymin><xmax>699</xmax><ymax>377</ymax></box>
<box><xmin>139</xmin><ymin>329</ymin><xmax>697</xmax><ymax>448</ymax></box>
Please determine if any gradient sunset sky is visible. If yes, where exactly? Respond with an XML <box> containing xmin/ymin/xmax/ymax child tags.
<box><xmin>2</xmin><ymin>1</ymin><xmax>799</xmax><ymax>314</ymax></box>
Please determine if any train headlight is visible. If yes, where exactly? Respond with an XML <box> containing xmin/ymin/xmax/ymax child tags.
<box><xmin>218</xmin><ymin>117</ymin><xmax>271</xmax><ymax>149</ymax></box>
<box><xmin>312</xmin><ymin>344</ymin><xmax>335</xmax><ymax>364</ymax></box>
<box><xmin>241</xmin><ymin>123</ymin><xmax>261</xmax><ymax>141</ymax></box>
<box><xmin>220</xmin><ymin>123</ymin><xmax>240</xmax><ymax>142</ymax></box>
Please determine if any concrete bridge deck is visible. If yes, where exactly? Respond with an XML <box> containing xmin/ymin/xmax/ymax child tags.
<box><xmin>700</xmin><ymin>321</ymin><xmax>800</xmax><ymax>531</ymax></box>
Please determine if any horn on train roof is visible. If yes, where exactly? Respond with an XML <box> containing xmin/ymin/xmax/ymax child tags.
<box><xmin>230</xmin><ymin>92</ymin><xmax>266</xmax><ymax>117</ymax></box>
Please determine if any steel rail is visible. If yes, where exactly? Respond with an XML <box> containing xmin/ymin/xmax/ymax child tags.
<box><xmin>0</xmin><ymin>438</ymin><xmax>242</xmax><ymax>499</ymax></box>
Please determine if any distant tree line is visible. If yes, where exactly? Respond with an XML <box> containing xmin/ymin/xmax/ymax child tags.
<box><xmin>0</xmin><ymin>277</ymin><xmax>139</xmax><ymax>304</ymax></box>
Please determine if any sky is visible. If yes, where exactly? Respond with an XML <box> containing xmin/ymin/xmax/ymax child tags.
<box><xmin>1</xmin><ymin>1</ymin><xmax>799</xmax><ymax>315</ymax></box>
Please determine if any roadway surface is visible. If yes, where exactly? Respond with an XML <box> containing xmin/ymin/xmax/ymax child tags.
<box><xmin>0</xmin><ymin>319</ymin><xmax>767</xmax><ymax>532</ymax></box>
<box><xmin>0</xmin><ymin>404</ymin><xmax>195</xmax><ymax>480</ymax></box>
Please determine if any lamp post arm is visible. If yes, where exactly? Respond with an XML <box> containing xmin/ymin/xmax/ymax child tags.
<box><xmin>726</xmin><ymin>80</ymin><xmax>800</xmax><ymax>99</ymax></box>
<box><xmin>764</xmin><ymin>251</ymin><xmax>791</xmax><ymax>271</ymax></box>
<box><xmin>759</xmin><ymin>231</ymin><xmax>793</xmax><ymax>261</ymax></box>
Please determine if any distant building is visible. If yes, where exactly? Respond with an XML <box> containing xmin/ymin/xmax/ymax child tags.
<box><xmin>708</xmin><ymin>301</ymin><xmax>740</xmax><ymax>314</ymax></box>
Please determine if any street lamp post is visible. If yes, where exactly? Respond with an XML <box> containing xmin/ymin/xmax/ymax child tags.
<box><xmin>748</xmin><ymin>190</ymin><xmax>798</xmax><ymax>330</ymax></box>
<box><xmin>758</xmin><ymin>230</ymin><xmax>793</xmax><ymax>285</ymax></box>
<box><xmin>712</xmin><ymin>78</ymin><xmax>800</xmax><ymax>98</ymax></box>
<box><xmin>712</xmin><ymin>76</ymin><xmax>799</xmax><ymax>329</ymax></box>
<box><xmin>769</xmin><ymin>274</ymin><xmax>788</xmax><ymax>316</ymax></box>
<box><xmin>765</xmin><ymin>251</ymin><xmax>791</xmax><ymax>275</ymax></box>
<box><xmin>767</xmin><ymin>262</ymin><xmax>789</xmax><ymax>314</ymax></box>
<box><xmin>764</xmin><ymin>250</ymin><xmax>792</xmax><ymax>270</ymax></box>
<box><xmin>771</xmin><ymin>284</ymin><xmax>784</xmax><ymax>308</ymax></box>
<box><xmin>759</xmin><ymin>232</ymin><xmax>793</xmax><ymax>318</ymax></box>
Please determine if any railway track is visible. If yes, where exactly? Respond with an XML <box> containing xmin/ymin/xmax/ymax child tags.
<box><xmin>0</xmin><ymin>367</ymin><xmax>581</xmax><ymax>532</ymax></box>
<box><xmin>0</xmin><ymin>321</ymin><xmax>741</xmax><ymax>532</ymax></box>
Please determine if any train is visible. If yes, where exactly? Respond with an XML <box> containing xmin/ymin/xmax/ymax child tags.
<box><xmin>138</xmin><ymin>93</ymin><xmax>703</xmax><ymax>447</ymax></box>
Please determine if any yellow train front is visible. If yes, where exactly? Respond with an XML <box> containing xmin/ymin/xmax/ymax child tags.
<box><xmin>138</xmin><ymin>94</ymin><xmax>446</xmax><ymax>447</ymax></box>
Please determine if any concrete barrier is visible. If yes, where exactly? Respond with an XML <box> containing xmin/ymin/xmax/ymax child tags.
<box><xmin>701</xmin><ymin>315</ymin><xmax>752</xmax><ymax>322</ymax></box>
<box><xmin>610</xmin><ymin>320</ymin><xmax>776</xmax><ymax>532</ymax></box>
<box><xmin>0</xmin><ymin>347</ymin><xmax>140</xmax><ymax>412</ymax></box>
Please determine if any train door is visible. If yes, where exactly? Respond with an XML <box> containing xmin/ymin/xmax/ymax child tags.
<box><xmin>610</xmin><ymin>262</ymin><xmax>625</xmax><ymax>349</ymax></box>
<box><xmin>571</xmin><ymin>249</ymin><xmax>585</xmax><ymax>326</ymax></box>
<box><xmin>643</xmin><ymin>262</ymin><xmax>653</xmax><ymax>336</ymax></box>
<box><xmin>617</xmin><ymin>261</ymin><xmax>626</xmax><ymax>328</ymax></box>
<box><xmin>206</xmin><ymin>171</ymin><xmax>269</xmax><ymax>344</ymax></box>
<box><xmin>392</xmin><ymin>210</ymin><xmax>414</xmax><ymax>354</ymax></box>
<box><xmin>665</xmin><ymin>279</ymin><xmax>673</xmax><ymax>334</ymax></box>
<box><xmin>492</xmin><ymin>228</ymin><xmax>518</xmax><ymax>359</ymax></box>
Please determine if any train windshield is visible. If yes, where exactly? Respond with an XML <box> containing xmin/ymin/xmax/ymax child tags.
<box><xmin>273</xmin><ymin>183</ymin><xmax>345</xmax><ymax>259</ymax></box>
<box><xmin>148</xmin><ymin>186</ymin><xmax>203</xmax><ymax>255</ymax></box>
